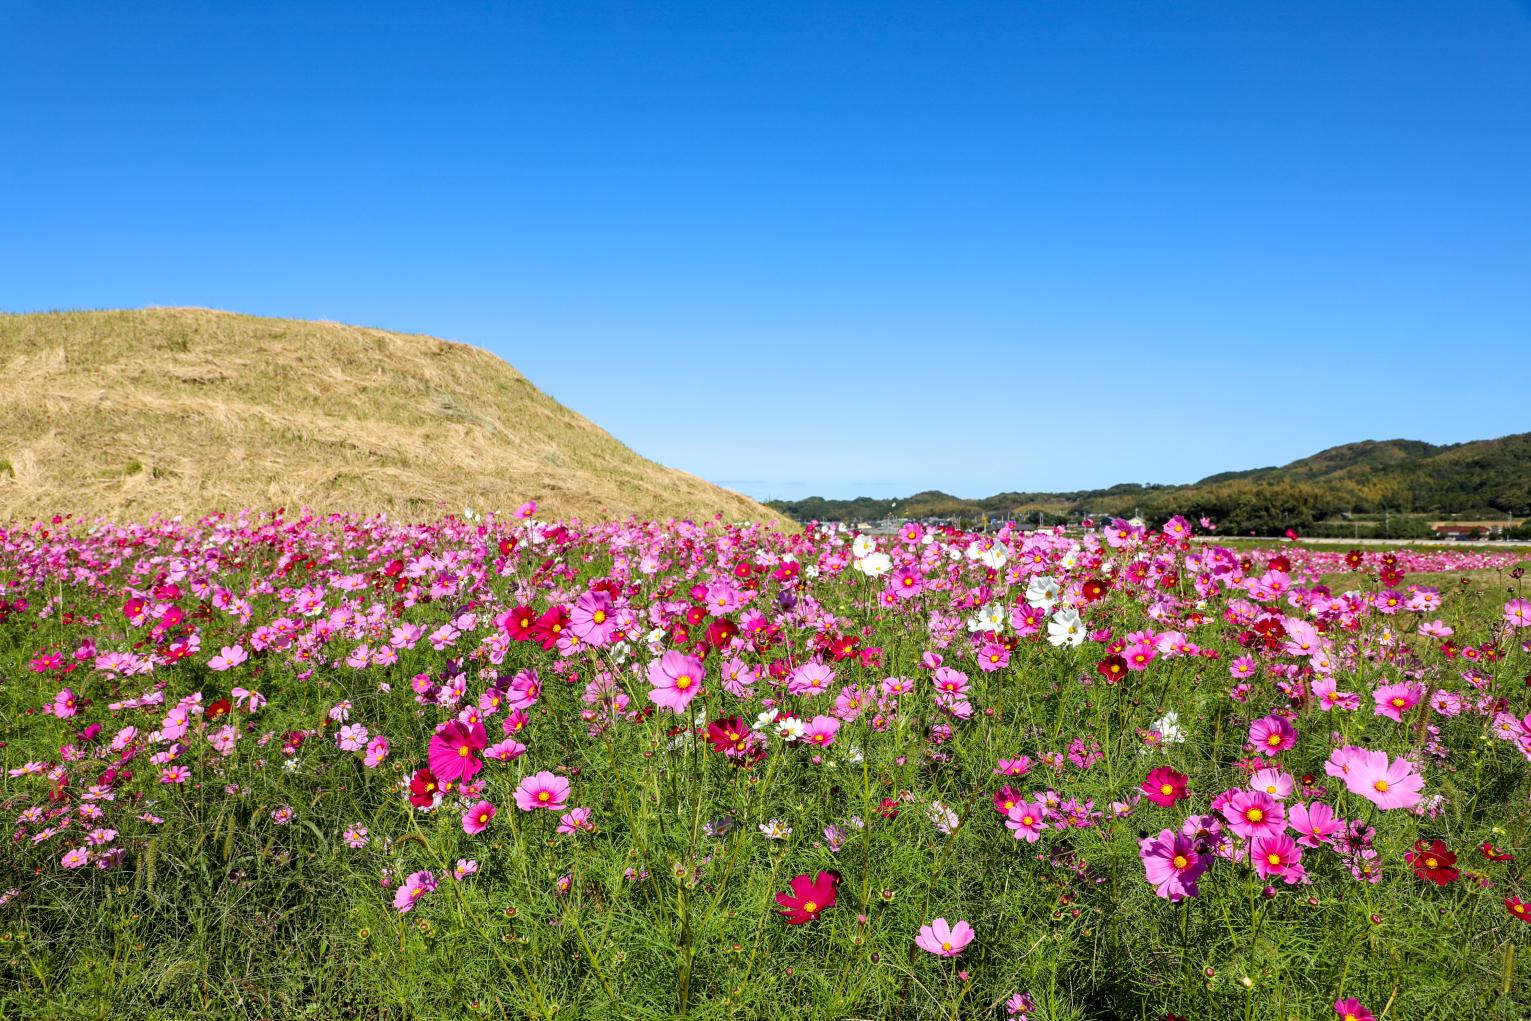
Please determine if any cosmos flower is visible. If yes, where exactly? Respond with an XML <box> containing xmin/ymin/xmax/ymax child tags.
<box><xmin>775</xmin><ymin>871</ymin><xmax>839</xmax><ymax>924</ymax></box>
<box><xmin>915</xmin><ymin>917</ymin><xmax>975</xmax><ymax>957</ymax></box>
<box><xmin>514</xmin><ymin>771</ymin><xmax>570</xmax><ymax>812</ymax></box>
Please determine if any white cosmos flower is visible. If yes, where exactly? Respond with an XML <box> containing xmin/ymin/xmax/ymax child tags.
<box><xmin>967</xmin><ymin>603</ymin><xmax>1005</xmax><ymax>633</ymax></box>
<box><xmin>1059</xmin><ymin>549</ymin><xmax>1079</xmax><ymax>569</ymax></box>
<box><xmin>753</xmin><ymin>708</ymin><xmax>780</xmax><ymax>731</ymax></box>
<box><xmin>1026</xmin><ymin>575</ymin><xmax>1060</xmax><ymax>611</ymax></box>
<box><xmin>855</xmin><ymin>552</ymin><xmax>892</xmax><ymax>577</ymax></box>
<box><xmin>1151</xmin><ymin>710</ymin><xmax>1185</xmax><ymax>744</ymax></box>
<box><xmin>852</xmin><ymin>535</ymin><xmax>878</xmax><ymax>559</ymax></box>
<box><xmin>774</xmin><ymin>716</ymin><xmax>806</xmax><ymax>741</ymax></box>
<box><xmin>1047</xmin><ymin>607</ymin><xmax>1085</xmax><ymax>647</ymax></box>
<box><xmin>979</xmin><ymin>547</ymin><xmax>1008</xmax><ymax>569</ymax></box>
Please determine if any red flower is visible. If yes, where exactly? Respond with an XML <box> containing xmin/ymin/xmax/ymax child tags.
<box><xmin>1481</xmin><ymin>842</ymin><xmax>1516</xmax><ymax>862</ymax></box>
<box><xmin>1406</xmin><ymin>838</ymin><xmax>1459</xmax><ymax>885</ymax></box>
<box><xmin>408</xmin><ymin>767</ymin><xmax>440</xmax><ymax>808</ymax></box>
<box><xmin>705</xmin><ymin>716</ymin><xmax>750</xmax><ymax>755</ymax></box>
<box><xmin>775</xmin><ymin>871</ymin><xmax>840</xmax><ymax>925</ymax></box>
<box><xmin>877</xmin><ymin>797</ymin><xmax>900</xmax><ymax>820</ymax></box>
<box><xmin>1507</xmin><ymin>897</ymin><xmax>1531</xmax><ymax>923</ymax></box>
<box><xmin>505</xmin><ymin>605</ymin><xmax>538</xmax><ymax>642</ymax></box>
<box><xmin>205</xmin><ymin>698</ymin><xmax>233</xmax><ymax>721</ymax></box>
<box><xmin>532</xmin><ymin>605</ymin><xmax>571</xmax><ymax>650</ymax></box>
<box><xmin>1080</xmin><ymin>578</ymin><xmax>1109</xmax><ymax>603</ymax></box>
<box><xmin>1096</xmin><ymin>656</ymin><xmax>1128</xmax><ymax>683</ymax></box>
<box><xmin>1141</xmin><ymin>767</ymin><xmax>1188</xmax><ymax>808</ymax></box>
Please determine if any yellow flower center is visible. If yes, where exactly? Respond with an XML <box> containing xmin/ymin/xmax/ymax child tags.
<box><xmin>1172</xmin><ymin>854</ymin><xmax>1189</xmax><ymax>869</ymax></box>
<box><xmin>803</xmin><ymin>901</ymin><xmax>818</xmax><ymax>913</ymax></box>
<box><xmin>1160</xmin><ymin>784</ymin><xmax>1175</xmax><ymax>796</ymax></box>
<box><xmin>1374</xmin><ymin>780</ymin><xmax>1390</xmax><ymax>793</ymax></box>
<box><xmin>1425</xmin><ymin>857</ymin><xmax>1439</xmax><ymax>869</ymax></box>
<box><xmin>1267</xmin><ymin>853</ymin><xmax>1281</xmax><ymax>865</ymax></box>
<box><xmin>593</xmin><ymin>610</ymin><xmax>606</xmax><ymax>623</ymax></box>
<box><xmin>1246</xmin><ymin>808</ymin><xmax>1264</xmax><ymax>822</ymax></box>
<box><xmin>941</xmin><ymin>941</ymin><xmax>952</xmax><ymax>952</ymax></box>
<box><xmin>675</xmin><ymin>676</ymin><xmax>692</xmax><ymax>689</ymax></box>
<box><xmin>537</xmin><ymin>791</ymin><xmax>550</xmax><ymax>802</ymax></box>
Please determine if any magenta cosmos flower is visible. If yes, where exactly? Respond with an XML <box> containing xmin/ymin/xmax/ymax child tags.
<box><xmin>1141</xmin><ymin>767</ymin><xmax>1188</xmax><ymax>807</ymax></box>
<box><xmin>915</xmin><ymin>917</ymin><xmax>974</xmax><ymax>957</ymax></box>
<box><xmin>1224</xmin><ymin>790</ymin><xmax>1285</xmax><ymax>839</ymax></box>
<box><xmin>569</xmin><ymin>589</ymin><xmax>618</xmax><ymax>646</ymax></box>
<box><xmin>427</xmin><ymin>720</ymin><xmax>487</xmax><ymax>783</ymax></box>
<box><xmin>801</xmin><ymin>715</ymin><xmax>840</xmax><ymax>748</ymax></box>
<box><xmin>647</xmin><ymin>650</ymin><xmax>705</xmax><ymax>713</ymax></box>
<box><xmin>515</xmin><ymin>770</ymin><xmax>571</xmax><ymax>812</ymax></box>
<box><xmin>462</xmin><ymin>800</ymin><xmax>496</xmax><ymax>835</ymax></box>
<box><xmin>1504</xmin><ymin>598</ymin><xmax>1531</xmax><ymax>629</ymax></box>
<box><xmin>1248</xmin><ymin>715</ymin><xmax>1296</xmax><ymax>756</ymax></box>
<box><xmin>1139</xmin><ymin>829</ymin><xmax>1209</xmax><ymax>901</ymax></box>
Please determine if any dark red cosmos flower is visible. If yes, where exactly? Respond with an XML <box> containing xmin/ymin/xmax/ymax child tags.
<box><xmin>1481</xmin><ymin>842</ymin><xmax>1516</xmax><ymax>862</ymax></box>
<box><xmin>1406</xmin><ymin>839</ymin><xmax>1460</xmax><ymax>885</ymax></box>
<box><xmin>776</xmin><ymin>871</ymin><xmax>840</xmax><ymax>925</ymax></box>
<box><xmin>1141</xmin><ymin>767</ymin><xmax>1189</xmax><ymax>807</ymax></box>
<box><xmin>382</xmin><ymin>559</ymin><xmax>405</xmax><ymax>578</ymax></box>
<box><xmin>1080</xmin><ymin>578</ymin><xmax>1109</xmax><ymax>603</ymax></box>
<box><xmin>705</xmin><ymin>716</ymin><xmax>750</xmax><ymax>755</ymax></box>
<box><xmin>205</xmin><ymin>698</ymin><xmax>233</xmax><ymax>721</ymax></box>
<box><xmin>1096</xmin><ymin>656</ymin><xmax>1128</xmax><ymax>683</ymax></box>
<box><xmin>706</xmin><ymin>618</ymin><xmax>739</xmax><ymax>647</ymax></box>
<box><xmin>409</xmin><ymin>767</ymin><xmax>440</xmax><ymax>808</ymax></box>
<box><xmin>1508</xmin><ymin>897</ymin><xmax>1531</xmax><ymax>923</ymax></box>
<box><xmin>877</xmin><ymin>797</ymin><xmax>900</xmax><ymax>820</ymax></box>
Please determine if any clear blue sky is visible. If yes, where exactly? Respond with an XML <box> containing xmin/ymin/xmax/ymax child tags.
<box><xmin>3</xmin><ymin>2</ymin><xmax>1528</xmax><ymax>502</ymax></box>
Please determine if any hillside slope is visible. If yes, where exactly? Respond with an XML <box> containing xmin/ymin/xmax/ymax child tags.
<box><xmin>0</xmin><ymin>308</ymin><xmax>782</xmax><ymax>525</ymax></box>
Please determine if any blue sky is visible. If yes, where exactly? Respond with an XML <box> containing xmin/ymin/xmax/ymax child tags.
<box><xmin>3</xmin><ymin>2</ymin><xmax>1528</xmax><ymax>502</ymax></box>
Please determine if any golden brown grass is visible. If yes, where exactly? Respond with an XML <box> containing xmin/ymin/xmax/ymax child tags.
<box><xmin>0</xmin><ymin>307</ymin><xmax>785</xmax><ymax>525</ymax></box>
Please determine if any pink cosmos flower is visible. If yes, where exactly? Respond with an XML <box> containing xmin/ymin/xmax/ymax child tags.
<box><xmin>1372</xmin><ymin>681</ymin><xmax>1424</xmax><ymax>722</ymax></box>
<box><xmin>787</xmin><ymin>661</ymin><xmax>836</xmax><ymax>697</ymax></box>
<box><xmin>1139</xmin><ymin>828</ymin><xmax>1209</xmax><ymax>901</ymax></box>
<box><xmin>515</xmin><ymin>770</ymin><xmax>570</xmax><ymax>812</ymax></box>
<box><xmin>1249</xmin><ymin>768</ymin><xmax>1293</xmax><ymax>800</ymax></box>
<box><xmin>209</xmin><ymin>645</ymin><xmax>248</xmax><ymax>671</ymax></box>
<box><xmin>394</xmin><ymin>870</ymin><xmax>437</xmax><ymax>912</ymax></box>
<box><xmin>1288</xmin><ymin>800</ymin><xmax>1342</xmax><ymax>847</ymax></box>
<box><xmin>1343</xmin><ymin>748</ymin><xmax>1424</xmax><ymax>810</ymax></box>
<box><xmin>1005</xmin><ymin>801</ymin><xmax>1048</xmax><ymax>843</ymax></box>
<box><xmin>462</xmin><ymin>800</ymin><xmax>496</xmax><ymax>835</ymax></box>
<box><xmin>1248</xmin><ymin>715</ymin><xmax>1296</xmax><ymax>756</ymax></box>
<box><xmin>1505</xmin><ymin>598</ymin><xmax>1531</xmax><ymax>629</ymax></box>
<box><xmin>801</xmin><ymin>715</ymin><xmax>840</xmax><ymax>748</ymax></box>
<box><xmin>915</xmin><ymin>917</ymin><xmax>974</xmax><ymax>957</ymax></box>
<box><xmin>486</xmin><ymin>738</ymin><xmax>527</xmax><ymax>761</ymax></box>
<box><xmin>569</xmin><ymin>589</ymin><xmax>617</xmax><ymax>646</ymax></box>
<box><xmin>52</xmin><ymin>688</ymin><xmax>78</xmax><ymax>718</ymax></box>
<box><xmin>556</xmin><ymin>807</ymin><xmax>595</xmax><ymax>834</ymax></box>
<box><xmin>648</xmin><ymin>651</ymin><xmax>705</xmax><ymax>713</ymax></box>
<box><xmin>1311</xmin><ymin>676</ymin><xmax>1360</xmax><ymax>711</ymax></box>
<box><xmin>427</xmin><ymin>720</ymin><xmax>487</xmax><ymax>783</ymax></box>
<box><xmin>1251</xmin><ymin>832</ymin><xmax>1303</xmax><ymax>882</ymax></box>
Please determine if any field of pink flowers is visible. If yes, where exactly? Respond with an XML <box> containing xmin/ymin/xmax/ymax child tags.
<box><xmin>2</xmin><ymin>508</ymin><xmax>1530</xmax><ymax>1020</ymax></box>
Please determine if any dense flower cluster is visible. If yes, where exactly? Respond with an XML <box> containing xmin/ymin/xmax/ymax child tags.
<box><xmin>1</xmin><ymin>508</ymin><xmax>1528</xmax><ymax>1018</ymax></box>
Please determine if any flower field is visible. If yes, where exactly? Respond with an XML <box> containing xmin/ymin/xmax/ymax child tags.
<box><xmin>3</xmin><ymin>509</ymin><xmax>1530</xmax><ymax>1020</ymax></box>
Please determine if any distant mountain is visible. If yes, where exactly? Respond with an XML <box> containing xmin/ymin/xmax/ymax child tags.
<box><xmin>768</xmin><ymin>434</ymin><xmax>1531</xmax><ymax>536</ymax></box>
<box><xmin>0</xmin><ymin>308</ymin><xmax>785</xmax><ymax>525</ymax></box>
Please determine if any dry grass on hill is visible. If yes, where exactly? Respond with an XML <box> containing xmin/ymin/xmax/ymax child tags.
<box><xmin>0</xmin><ymin>307</ymin><xmax>783</xmax><ymax>526</ymax></box>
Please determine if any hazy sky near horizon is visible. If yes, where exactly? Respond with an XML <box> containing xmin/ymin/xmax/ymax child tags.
<box><xmin>3</xmin><ymin>2</ymin><xmax>1529</xmax><ymax>503</ymax></box>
